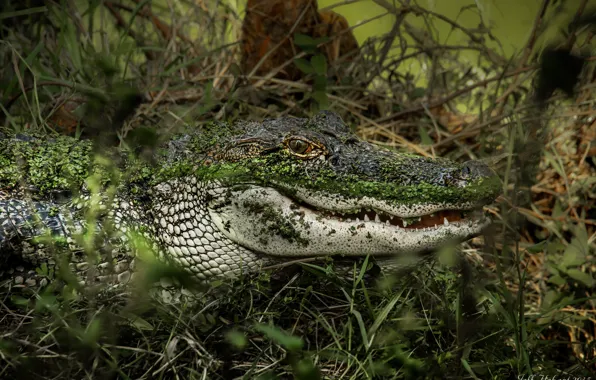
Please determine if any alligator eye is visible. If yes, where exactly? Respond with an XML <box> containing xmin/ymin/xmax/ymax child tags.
<box><xmin>285</xmin><ymin>137</ymin><xmax>327</xmax><ymax>159</ymax></box>
<box><xmin>288</xmin><ymin>139</ymin><xmax>312</xmax><ymax>155</ymax></box>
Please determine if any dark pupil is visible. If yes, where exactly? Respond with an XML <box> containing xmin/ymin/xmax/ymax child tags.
<box><xmin>290</xmin><ymin>139</ymin><xmax>309</xmax><ymax>154</ymax></box>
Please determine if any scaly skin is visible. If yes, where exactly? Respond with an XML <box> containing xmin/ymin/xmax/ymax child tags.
<box><xmin>0</xmin><ymin>111</ymin><xmax>501</xmax><ymax>288</ymax></box>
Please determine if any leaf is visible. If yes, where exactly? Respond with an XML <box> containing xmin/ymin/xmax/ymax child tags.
<box><xmin>225</xmin><ymin>330</ymin><xmax>248</xmax><ymax>350</ymax></box>
<box><xmin>351</xmin><ymin>309</ymin><xmax>369</xmax><ymax>349</ymax></box>
<box><xmin>83</xmin><ymin>318</ymin><xmax>102</xmax><ymax>346</ymax></box>
<box><xmin>566</xmin><ymin>269</ymin><xmax>594</xmax><ymax>287</ymax></box>
<box><xmin>293</xmin><ymin>357</ymin><xmax>321</xmax><ymax>380</ymax></box>
<box><xmin>131</xmin><ymin>317</ymin><xmax>154</xmax><ymax>331</ymax></box>
<box><xmin>293</xmin><ymin>33</ymin><xmax>317</xmax><ymax>49</ymax></box>
<box><xmin>369</xmin><ymin>290</ymin><xmax>404</xmax><ymax>340</ymax></box>
<box><xmin>547</xmin><ymin>275</ymin><xmax>565</xmax><ymax>286</ymax></box>
<box><xmin>293</xmin><ymin>58</ymin><xmax>313</xmax><ymax>74</ymax></box>
<box><xmin>551</xmin><ymin>198</ymin><xmax>565</xmax><ymax>219</ymax></box>
<box><xmin>313</xmin><ymin>75</ymin><xmax>327</xmax><ymax>91</ymax></box>
<box><xmin>572</xmin><ymin>223</ymin><xmax>589</xmax><ymax>253</ymax></box>
<box><xmin>546</xmin><ymin>241</ymin><xmax>565</xmax><ymax>256</ymax></box>
<box><xmin>10</xmin><ymin>296</ymin><xmax>30</xmax><ymax>307</ymax></box>
<box><xmin>35</xmin><ymin>294</ymin><xmax>57</xmax><ymax>312</ymax></box>
<box><xmin>255</xmin><ymin>324</ymin><xmax>303</xmax><ymax>351</ymax></box>
<box><xmin>561</xmin><ymin>241</ymin><xmax>586</xmax><ymax>269</ymax></box>
<box><xmin>293</xmin><ymin>34</ymin><xmax>329</xmax><ymax>51</ymax></box>
<box><xmin>36</xmin><ymin>262</ymin><xmax>49</xmax><ymax>276</ymax></box>
<box><xmin>526</xmin><ymin>240</ymin><xmax>546</xmax><ymax>254</ymax></box>
<box><xmin>310</xmin><ymin>54</ymin><xmax>327</xmax><ymax>75</ymax></box>
<box><xmin>418</xmin><ymin>126</ymin><xmax>433</xmax><ymax>146</ymax></box>
<box><xmin>312</xmin><ymin>90</ymin><xmax>328</xmax><ymax>110</ymax></box>
<box><xmin>540</xmin><ymin>290</ymin><xmax>558</xmax><ymax>310</ymax></box>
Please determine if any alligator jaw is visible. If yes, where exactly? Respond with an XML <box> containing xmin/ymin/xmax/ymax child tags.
<box><xmin>210</xmin><ymin>185</ymin><xmax>491</xmax><ymax>258</ymax></box>
<box><xmin>301</xmin><ymin>204</ymin><xmax>489</xmax><ymax>230</ymax></box>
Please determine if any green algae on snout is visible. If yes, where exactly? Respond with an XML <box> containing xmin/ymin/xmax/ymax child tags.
<box><xmin>164</xmin><ymin>152</ymin><xmax>501</xmax><ymax>208</ymax></box>
<box><xmin>217</xmin><ymin>152</ymin><xmax>502</xmax><ymax>207</ymax></box>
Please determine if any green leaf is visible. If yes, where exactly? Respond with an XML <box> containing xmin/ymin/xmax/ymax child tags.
<box><xmin>310</xmin><ymin>54</ymin><xmax>327</xmax><ymax>75</ymax></box>
<box><xmin>293</xmin><ymin>357</ymin><xmax>321</xmax><ymax>380</ymax></box>
<box><xmin>313</xmin><ymin>75</ymin><xmax>327</xmax><ymax>91</ymax></box>
<box><xmin>561</xmin><ymin>241</ymin><xmax>586</xmax><ymax>269</ymax></box>
<box><xmin>546</xmin><ymin>241</ymin><xmax>565</xmax><ymax>256</ymax></box>
<box><xmin>369</xmin><ymin>290</ymin><xmax>404</xmax><ymax>339</ymax></box>
<box><xmin>540</xmin><ymin>290</ymin><xmax>558</xmax><ymax>311</ymax></box>
<box><xmin>551</xmin><ymin>198</ymin><xmax>564</xmax><ymax>219</ymax></box>
<box><xmin>130</xmin><ymin>317</ymin><xmax>154</xmax><ymax>331</ymax></box>
<box><xmin>293</xmin><ymin>33</ymin><xmax>317</xmax><ymax>48</ymax></box>
<box><xmin>526</xmin><ymin>240</ymin><xmax>546</xmax><ymax>254</ymax></box>
<box><xmin>35</xmin><ymin>294</ymin><xmax>57</xmax><ymax>312</ymax></box>
<box><xmin>548</xmin><ymin>275</ymin><xmax>566</xmax><ymax>286</ymax></box>
<box><xmin>566</xmin><ymin>269</ymin><xmax>594</xmax><ymax>287</ymax></box>
<box><xmin>312</xmin><ymin>90</ymin><xmax>328</xmax><ymax>110</ymax></box>
<box><xmin>83</xmin><ymin>318</ymin><xmax>102</xmax><ymax>346</ymax></box>
<box><xmin>10</xmin><ymin>296</ymin><xmax>30</xmax><ymax>307</ymax></box>
<box><xmin>418</xmin><ymin>126</ymin><xmax>433</xmax><ymax>145</ymax></box>
<box><xmin>572</xmin><ymin>223</ymin><xmax>589</xmax><ymax>253</ymax></box>
<box><xmin>255</xmin><ymin>324</ymin><xmax>303</xmax><ymax>351</ymax></box>
<box><xmin>294</xmin><ymin>58</ymin><xmax>314</xmax><ymax>74</ymax></box>
<box><xmin>351</xmin><ymin>309</ymin><xmax>369</xmax><ymax>349</ymax></box>
<box><xmin>36</xmin><ymin>262</ymin><xmax>49</xmax><ymax>276</ymax></box>
<box><xmin>225</xmin><ymin>330</ymin><xmax>248</xmax><ymax>350</ymax></box>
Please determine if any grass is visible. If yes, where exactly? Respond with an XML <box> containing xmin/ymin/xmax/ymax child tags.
<box><xmin>1</xmin><ymin>0</ymin><xmax>595</xmax><ymax>378</ymax></box>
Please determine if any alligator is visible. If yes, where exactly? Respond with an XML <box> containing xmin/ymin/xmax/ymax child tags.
<box><xmin>0</xmin><ymin>111</ymin><xmax>501</xmax><ymax>290</ymax></box>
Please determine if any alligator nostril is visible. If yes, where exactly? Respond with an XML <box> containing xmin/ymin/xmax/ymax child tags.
<box><xmin>461</xmin><ymin>160</ymin><xmax>497</xmax><ymax>179</ymax></box>
<box><xmin>329</xmin><ymin>154</ymin><xmax>341</xmax><ymax>166</ymax></box>
<box><xmin>460</xmin><ymin>165</ymin><xmax>471</xmax><ymax>178</ymax></box>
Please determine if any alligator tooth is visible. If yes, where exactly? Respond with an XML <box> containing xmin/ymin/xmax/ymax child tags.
<box><xmin>346</xmin><ymin>218</ymin><xmax>352</xmax><ymax>222</ymax></box>
<box><xmin>444</xmin><ymin>217</ymin><xmax>449</xmax><ymax>226</ymax></box>
<box><xmin>386</xmin><ymin>220</ymin><xmax>390</xmax><ymax>225</ymax></box>
<box><xmin>364</xmin><ymin>214</ymin><xmax>370</xmax><ymax>222</ymax></box>
<box><xmin>355</xmin><ymin>218</ymin><xmax>360</xmax><ymax>222</ymax></box>
<box><xmin>374</xmin><ymin>214</ymin><xmax>381</xmax><ymax>223</ymax></box>
<box><xmin>402</xmin><ymin>220</ymin><xmax>407</xmax><ymax>227</ymax></box>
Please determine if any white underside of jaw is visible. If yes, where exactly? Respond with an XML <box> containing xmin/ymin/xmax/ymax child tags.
<box><xmin>210</xmin><ymin>186</ymin><xmax>490</xmax><ymax>258</ymax></box>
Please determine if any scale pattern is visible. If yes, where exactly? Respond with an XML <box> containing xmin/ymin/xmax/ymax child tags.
<box><xmin>0</xmin><ymin>177</ymin><xmax>277</xmax><ymax>288</ymax></box>
<box><xmin>150</xmin><ymin>177</ymin><xmax>275</xmax><ymax>279</ymax></box>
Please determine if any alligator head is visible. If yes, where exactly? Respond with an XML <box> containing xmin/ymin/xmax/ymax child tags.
<box><xmin>149</xmin><ymin>111</ymin><xmax>501</xmax><ymax>277</ymax></box>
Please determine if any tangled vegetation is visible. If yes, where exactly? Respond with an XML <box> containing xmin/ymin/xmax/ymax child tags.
<box><xmin>0</xmin><ymin>0</ymin><xmax>595</xmax><ymax>378</ymax></box>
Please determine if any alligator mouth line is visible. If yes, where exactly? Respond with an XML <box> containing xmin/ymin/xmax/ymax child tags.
<box><xmin>319</xmin><ymin>208</ymin><xmax>471</xmax><ymax>229</ymax></box>
<box><xmin>271</xmin><ymin>185</ymin><xmax>490</xmax><ymax>232</ymax></box>
<box><xmin>290</xmin><ymin>199</ymin><xmax>483</xmax><ymax>230</ymax></box>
